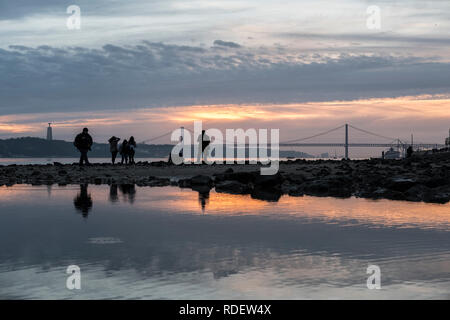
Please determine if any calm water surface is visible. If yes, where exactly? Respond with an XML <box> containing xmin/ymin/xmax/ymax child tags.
<box><xmin>0</xmin><ymin>184</ymin><xmax>449</xmax><ymax>299</ymax></box>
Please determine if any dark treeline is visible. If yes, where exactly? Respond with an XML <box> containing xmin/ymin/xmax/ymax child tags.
<box><xmin>0</xmin><ymin>137</ymin><xmax>314</xmax><ymax>158</ymax></box>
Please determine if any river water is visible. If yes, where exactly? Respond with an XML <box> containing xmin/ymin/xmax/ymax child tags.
<box><xmin>0</xmin><ymin>184</ymin><xmax>449</xmax><ymax>299</ymax></box>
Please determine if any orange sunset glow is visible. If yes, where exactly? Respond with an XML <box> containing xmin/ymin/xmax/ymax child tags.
<box><xmin>1</xmin><ymin>95</ymin><xmax>450</xmax><ymax>144</ymax></box>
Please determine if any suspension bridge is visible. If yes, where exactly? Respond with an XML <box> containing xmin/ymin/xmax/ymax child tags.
<box><xmin>140</xmin><ymin>124</ymin><xmax>446</xmax><ymax>159</ymax></box>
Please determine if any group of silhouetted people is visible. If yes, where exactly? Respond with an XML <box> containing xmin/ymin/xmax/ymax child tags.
<box><xmin>108</xmin><ymin>135</ymin><xmax>136</xmax><ymax>165</ymax></box>
<box><xmin>73</xmin><ymin>127</ymin><xmax>137</xmax><ymax>165</ymax></box>
<box><xmin>74</xmin><ymin>127</ymin><xmax>213</xmax><ymax>166</ymax></box>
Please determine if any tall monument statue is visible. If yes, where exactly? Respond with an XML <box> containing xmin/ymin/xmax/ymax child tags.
<box><xmin>47</xmin><ymin>123</ymin><xmax>53</xmax><ymax>141</ymax></box>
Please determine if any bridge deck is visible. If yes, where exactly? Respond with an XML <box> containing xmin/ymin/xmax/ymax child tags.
<box><xmin>280</xmin><ymin>143</ymin><xmax>445</xmax><ymax>148</ymax></box>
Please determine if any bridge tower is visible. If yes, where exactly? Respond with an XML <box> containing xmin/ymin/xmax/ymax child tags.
<box><xmin>345</xmin><ymin>123</ymin><xmax>349</xmax><ymax>160</ymax></box>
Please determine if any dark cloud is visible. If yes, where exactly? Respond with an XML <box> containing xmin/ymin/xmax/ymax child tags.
<box><xmin>278</xmin><ymin>32</ymin><xmax>450</xmax><ymax>46</ymax></box>
<box><xmin>213</xmin><ymin>40</ymin><xmax>242</xmax><ymax>49</ymax></box>
<box><xmin>1</xmin><ymin>41</ymin><xmax>450</xmax><ymax>114</ymax></box>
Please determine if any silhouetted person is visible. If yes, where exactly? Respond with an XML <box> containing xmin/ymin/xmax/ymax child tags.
<box><xmin>73</xmin><ymin>184</ymin><xmax>93</xmax><ymax>217</ymax></box>
<box><xmin>407</xmin><ymin>146</ymin><xmax>413</xmax><ymax>158</ymax></box>
<box><xmin>74</xmin><ymin>128</ymin><xmax>93</xmax><ymax>165</ymax></box>
<box><xmin>119</xmin><ymin>139</ymin><xmax>129</xmax><ymax>164</ymax></box>
<box><xmin>197</xmin><ymin>130</ymin><xmax>210</xmax><ymax>163</ymax></box>
<box><xmin>382</xmin><ymin>151</ymin><xmax>385</xmax><ymax>160</ymax></box>
<box><xmin>108</xmin><ymin>136</ymin><xmax>121</xmax><ymax>164</ymax></box>
<box><xmin>109</xmin><ymin>184</ymin><xmax>119</xmax><ymax>203</ymax></box>
<box><xmin>128</xmin><ymin>136</ymin><xmax>137</xmax><ymax>164</ymax></box>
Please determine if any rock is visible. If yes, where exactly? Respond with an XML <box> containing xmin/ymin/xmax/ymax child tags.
<box><xmin>192</xmin><ymin>185</ymin><xmax>212</xmax><ymax>193</ymax></box>
<box><xmin>190</xmin><ymin>175</ymin><xmax>213</xmax><ymax>186</ymax></box>
<box><xmin>215</xmin><ymin>180</ymin><xmax>251</xmax><ymax>194</ymax></box>
<box><xmin>288</xmin><ymin>187</ymin><xmax>304</xmax><ymax>197</ymax></box>
<box><xmin>214</xmin><ymin>171</ymin><xmax>256</xmax><ymax>184</ymax></box>
<box><xmin>420</xmin><ymin>176</ymin><xmax>449</xmax><ymax>188</ymax></box>
<box><xmin>147</xmin><ymin>178</ymin><xmax>170</xmax><ymax>187</ymax></box>
<box><xmin>370</xmin><ymin>188</ymin><xmax>406</xmax><ymax>201</ymax></box>
<box><xmin>253</xmin><ymin>173</ymin><xmax>283</xmax><ymax>188</ymax></box>
<box><xmin>315</xmin><ymin>168</ymin><xmax>331</xmax><ymax>177</ymax></box>
<box><xmin>286</xmin><ymin>173</ymin><xmax>306</xmax><ymax>184</ymax></box>
<box><xmin>386</xmin><ymin>177</ymin><xmax>416</xmax><ymax>192</ymax></box>
<box><xmin>302</xmin><ymin>177</ymin><xmax>352</xmax><ymax>198</ymax></box>
<box><xmin>251</xmin><ymin>187</ymin><xmax>282</xmax><ymax>202</ymax></box>
<box><xmin>422</xmin><ymin>187</ymin><xmax>450</xmax><ymax>204</ymax></box>
<box><xmin>150</xmin><ymin>161</ymin><xmax>168</xmax><ymax>167</ymax></box>
<box><xmin>404</xmin><ymin>185</ymin><xmax>431</xmax><ymax>202</ymax></box>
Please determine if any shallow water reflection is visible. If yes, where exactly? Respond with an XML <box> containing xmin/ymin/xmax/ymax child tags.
<box><xmin>0</xmin><ymin>184</ymin><xmax>449</xmax><ymax>299</ymax></box>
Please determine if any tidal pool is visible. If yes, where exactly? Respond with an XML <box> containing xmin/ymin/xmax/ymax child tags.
<box><xmin>0</xmin><ymin>184</ymin><xmax>449</xmax><ymax>299</ymax></box>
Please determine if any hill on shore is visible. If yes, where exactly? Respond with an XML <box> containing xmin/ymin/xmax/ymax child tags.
<box><xmin>0</xmin><ymin>137</ymin><xmax>172</xmax><ymax>158</ymax></box>
<box><xmin>0</xmin><ymin>137</ymin><xmax>314</xmax><ymax>158</ymax></box>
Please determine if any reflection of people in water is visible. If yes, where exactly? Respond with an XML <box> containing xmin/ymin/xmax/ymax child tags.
<box><xmin>109</xmin><ymin>184</ymin><xmax>119</xmax><ymax>203</ymax></box>
<box><xmin>119</xmin><ymin>184</ymin><xmax>136</xmax><ymax>203</ymax></box>
<box><xmin>193</xmin><ymin>185</ymin><xmax>210</xmax><ymax>213</ymax></box>
<box><xmin>73</xmin><ymin>184</ymin><xmax>93</xmax><ymax>217</ymax></box>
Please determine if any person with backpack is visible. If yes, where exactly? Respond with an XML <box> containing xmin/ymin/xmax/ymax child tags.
<box><xmin>73</xmin><ymin>128</ymin><xmax>93</xmax><ymax>166</ymax></box>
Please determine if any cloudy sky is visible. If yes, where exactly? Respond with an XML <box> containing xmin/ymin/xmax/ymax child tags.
<box><xmin>1</xmin><ymin>0</ymin><xmax>450</xmax><ymax>150</ymax></box>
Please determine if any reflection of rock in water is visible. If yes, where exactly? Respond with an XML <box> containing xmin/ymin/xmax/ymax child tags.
<box><xmin>119</xmin><ymin>184</ymin><xmax>136</xmax><ymax>203</ymax></box>
<box><xmin>73</xmin><ymin>184</ymin><xmax>93</xmax><ymax>217</ymax></box>
<box><xmin>109</xmin><ymin>184</ymin><xmax>119</xmax><ymax>203</ymax></box>
<box><xmin>192</xmin><ymin>185</ymin><xmax>210</xmax><ymax>213</ymax></box>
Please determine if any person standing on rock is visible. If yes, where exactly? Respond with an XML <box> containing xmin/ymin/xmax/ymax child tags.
<box><xmin>74</xmin><ymin>128</ymin><xmax>93</xmax><ymax>166</ymax></box>
<box><xmin>108</xmin><ymin>136</ymin><xmax>121</xmax><ymax>164</ymax></box>
<box><xmin>128</xmin><ymin>136</ymin><xmax>137</xmax><ymax>165</ymax></box>
<box><xmin>119</xmin><ymin>139</ymin><xmax>129</xmax><ymax>165</ymax></box>
<box><xmin>407</xmin><ymin>146</ymin><xmax>414</xmax><ymax>158</ymax></box>
<box><xmin>197</xmin><ymin>130</ymin><xmax>210</xmax><ymax>163</ymax></box>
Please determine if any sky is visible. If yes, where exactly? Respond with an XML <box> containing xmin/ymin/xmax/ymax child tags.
<box><xmin>1</xmin><ymin>0</ymin><xmax>450</xmax><ymax>152</ymax></box>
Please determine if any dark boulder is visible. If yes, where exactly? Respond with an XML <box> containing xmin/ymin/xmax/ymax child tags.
<box><xmin>190</xmin><ymin>175</ymin><xmax>213</xmax><ymax>186</ymax></box>
<box><xmin>214</xmin><ymin>171</ymin><xmax>256</xmax><ymax>184</ymax></box>
<box><xmin>385</xmin><ymin>177</ymin><xmax>417</xmax><ymax>192</ymax></box>
<box><xmin>253</xmin><ymin>172</ymin><xmax>283</xmax><ymax>188</ymax></box>
<box><xmin>215</xmin><ymin>180</ymin><xmax>251</xmax><ymax>194</ymax></box>
<box><xmin>251</xmin><ymin>187</ymin><xmax>282</xmax><ymax>202</ymax></box>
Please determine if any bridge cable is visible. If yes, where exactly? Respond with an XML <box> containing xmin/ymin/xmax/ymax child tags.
<box><xmin>140</xmin><ymin>130</ymin><xmax>174</xmax><ymax>144</ymax></box>
<box><xmin>348</xmin><ymin>124</ymin><xmax>398</xmax><ymax>141</ymax></box>
<box><xmin>280</xmin><ymin>124</ymin><xmax>346</xmax><ymax>144</ymax></box>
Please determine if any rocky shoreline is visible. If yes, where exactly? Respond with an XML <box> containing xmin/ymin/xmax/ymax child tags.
<box><xmin>1</xmin><ymin>154</ymin><xmax>450</xmax><ymax>203</ymax></box>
